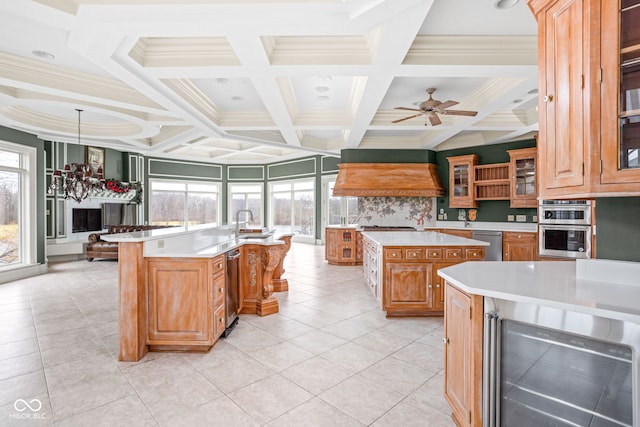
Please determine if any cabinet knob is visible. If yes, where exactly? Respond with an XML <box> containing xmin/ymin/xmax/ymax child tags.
<box><xmin>392</xmin><ymin>252</ymin><xmax>397</xmax><ymax>256</ymax></box>
<box><xmin>432</xmin><ymin>252</ymin><xmax>437</xmax><ymax>256</ymax></box>
<box><xmin>452</xmin><ymin>252</ymin><xmax>458</xmax><ymax>256</ymax></box>
<box><xmin>473</xmin><ymin>252</ymin><xmax>478</xmax><ymax>256</ymax></box>
<box><xmin>544</xmin><ymin>94</ymin><xmax>553</xmax><ymax>102</ymax></box>
<box><xmin>219</xmin><ymin>288</ymin><xmax>223</xmax><ymax>293</ymax></box>
<box><xmin>412</xmin><ymin>252</ymin><xmax>417</xmax><ymax>256</ymax></box>
<box><xmin>436</xmin><ymin>284</ymin><xmax>440</xmax><ymax>288</ymax></box>
<box><xmin>428</xmin><ymin>284</ymin><xmax>432</xmax><ymax>288</ymax></box>
<box><xmin>218</xmin><ymin>263</ymin><xmax>222</xmax><ymax>268</ymax></box>
<box><xmin>219</xmin><ymin>317</ymin><xmax>224</xmax><ymax>323</ymax></box>
<box><xmin>443</xmin><ymin>337</ymin><xmax>450</xmax><ymax>344</ymax></box>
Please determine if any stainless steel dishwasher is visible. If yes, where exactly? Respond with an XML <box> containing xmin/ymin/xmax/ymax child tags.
<box><xmin>471</xmin><ymin>230</ymin><xmax>503</xmax><ymax>261</ymax></box>
<box><xmin>223</xmin><ymin>249</ymin><xmax>240</xmax><ymax>337</ymax></box>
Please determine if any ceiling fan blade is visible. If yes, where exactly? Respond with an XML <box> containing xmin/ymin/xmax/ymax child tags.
<box><xmin>394</xmin><ymin>107</ymin><xmax>423</xmax><ymax>112</ymax></box>
<box><xmin>428</xmin><ymin>112</ymin><xmax>441</xmax><ymax>126</ymax></box>
<box><xmin>437</xmin><ymin>100</ymin><xmax>458</xmax><ymax>110</ymax></box>
<box><xmin>439</xmin><ymin>109</ymin><xmax>478</xmax><ymax>117</ymax></box>
<box><xmin>391</xmin><ymin>113</ymin><xmax>424</xmax><ymax>123</ymax></box>
<box><xmin>427</xmin><ymin>113</ymin><xmax>442</xmax><ymax>126</ymax></box>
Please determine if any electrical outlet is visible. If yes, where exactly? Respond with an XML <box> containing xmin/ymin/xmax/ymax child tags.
<box><xmin>437</xmin><ymin>214</ymin><xmax>444</xmax><ymax>220</ymax></box>
<box><xmin>157</xmin><ymin>240</ymin><xmax>164</xmax><ymax>249</ymax></box>
<box><xmin>533</xmin><ymin>215</ymin><xmax>538</xmax><ymax>222</ymax></box>
<box><xmin>516</xmin><ymin>215</ymin><xmax>527</xmax><ymax>222</ymax></box>
<box><xmin>439</xmin><ymin>208</ymin><xmax>444</xmax><ymax>214</ymax></box>
<box><xmin>507</xmin><ymin>215</ymin><xmax>515</xmax><ymax>222</ymax></box>
<box><xmin>443</xmin><ymin>213</ymin><xmax>447</xmax><ymax>220</ymax></box>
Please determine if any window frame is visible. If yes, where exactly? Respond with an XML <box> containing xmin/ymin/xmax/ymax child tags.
<box><xmin>227</xmin><ymin>182</ymin><xmax>264</xmax><ymax>227</ymax></box>
<box><xmin>0</xmin><ymin>140</ymin><xmax>36</xmax><ymax>271</ymax></box>
<box><xmin>268</xmin><ymin>178</ymin><xmax>315</xmax><ymax>243</ymax></box>
<box><xmin>148</xmin><ymin>178</ymin><xmax>221</xmax><ymax>227</ymax></box>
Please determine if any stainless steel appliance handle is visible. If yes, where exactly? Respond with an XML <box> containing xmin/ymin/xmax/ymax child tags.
<box><xmin>495</xmin><ymin>317</ymin><xmax>503</xmax><ymax>427</ymax></box>
<box><xmin>483</xmin><ymin>312</ymin><xmax>498</xmax><ymax>427</ymax></box>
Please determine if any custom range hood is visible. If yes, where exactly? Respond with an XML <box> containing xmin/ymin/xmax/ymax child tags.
<box><xmin>332</xmin><ymin>163</ymin><xmax>444</xmax><ymax>197</ymax></box>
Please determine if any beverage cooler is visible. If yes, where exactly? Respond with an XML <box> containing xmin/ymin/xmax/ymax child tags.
<box><xmin>483</xmin><ymin>299</ymin><xmax>639</xmax><ymax>427</ymax></box>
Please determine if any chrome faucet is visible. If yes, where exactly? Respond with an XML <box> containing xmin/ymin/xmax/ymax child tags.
<box><xmin>235</xmin><ymin>209</ymin><xmax>254</xmax><ymax>237</ymax></box>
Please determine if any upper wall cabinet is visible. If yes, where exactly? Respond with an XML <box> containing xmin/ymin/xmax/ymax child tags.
<box><xmin>447</xmin><ymin>155</ymin><xmax>478</xmax><ymax>208</ymax></box>
<box><xmin>529</xmin><ymin>0</ymin><xmax>640</xmax><ymax>197</ymax></box>
<box><xmin>508</xmin><ymin>147</ymin><xmax>538</xmax><ymax>208</ymax></box>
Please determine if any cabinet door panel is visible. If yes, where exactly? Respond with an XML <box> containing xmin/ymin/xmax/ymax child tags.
<box><xmin>147</xmin><ymin>260</ymin><xmax>212</xmax><ymax>343</ymax></box>
<box><xmin>385</xmin><ymin>262</ymin><xmax>431</xmax><ymax>307</ymax></box>
<box><xmin>540</xmin><ymin>0</ymin><xmax>585</xmax><ymax>190</ymax></box>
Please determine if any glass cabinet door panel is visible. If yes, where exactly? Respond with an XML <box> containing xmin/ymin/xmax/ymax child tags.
<box><xmin>619</xmin><ymin>2</ymin><xmax>640</xmax><ymax>170</ymax></box>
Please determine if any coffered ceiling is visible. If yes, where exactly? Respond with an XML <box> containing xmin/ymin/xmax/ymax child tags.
<box><xmin>0</xmin><ymin>0</ymin><xmax>538</xmax><ymax>163</ymax></box>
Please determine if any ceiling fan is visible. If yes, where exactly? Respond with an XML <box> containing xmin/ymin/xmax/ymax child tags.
<box><xmin>392</xmin><ymin>88</ymin><xmax>478</xmax><ymax>126</ymax></box>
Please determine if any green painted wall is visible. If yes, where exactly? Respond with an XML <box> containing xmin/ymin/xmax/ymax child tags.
<box><xmin>147</xmin><ymin>157</ymin><xmax>222</xmax><ymax>180</ymax></box>
<box><xmin>595</xmin><ymin>197</ymin><xmax>640</xmax><ymax>262</ymax></box>
<box><xmin>435</xmin><ymin>139</ymin><xmax>538</xmax><ymax>224</ymax></box>
<box><xmin>0</xmin><ymin>126</ymin><xmax>46</xmax><ymax>264</ymax></box>
<box><xmin>341</xmin><ymin>149</ymin><xmax>437</xmax><ymax>163</ymax></box>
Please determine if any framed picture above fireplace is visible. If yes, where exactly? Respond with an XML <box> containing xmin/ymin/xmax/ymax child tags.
<box><xmin>86</xmin><ymin>146</ymin><xmax>105</xmax><ymax>177</ymax></box>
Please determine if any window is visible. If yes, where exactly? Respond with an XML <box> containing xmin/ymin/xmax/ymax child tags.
<box><xmin>150</xmin><ymin>180</ymin><xmax>220</xmax><ymax>227</ymax></box>
<box><xmin>228</xmin><ymin>183</ymin><xmax>263</xmax><ymax>226</ymax></box>
<box><xmin>0</xmin><ymin>141</ymin><xmax>36</xmax><ymax>270</ymax></box>
<box><xmin>324</xmin><ymin>178</ymin><xmax>358</xmax><ymax>226</ymax></box>
<box><xmin>269</xmin><ymin>179</ymin><xmax>314</xmax><ymax>241</ymax></box>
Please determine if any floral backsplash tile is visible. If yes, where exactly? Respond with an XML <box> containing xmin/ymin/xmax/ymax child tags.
<box><xmin>357</xmin><ymin>197</ymin><xmax>436</xmax><ymax>227</ymax></box>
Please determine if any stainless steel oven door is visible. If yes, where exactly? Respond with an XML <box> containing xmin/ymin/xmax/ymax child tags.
<box><xmin>539</xmin><ymin>204</ymin><xmax>591</xmax><ymax>225</ymax></box>
<box><xmin>539</xmin><ymin>224</ymin><xmax>591</xmax><ymax>259</ymax></box>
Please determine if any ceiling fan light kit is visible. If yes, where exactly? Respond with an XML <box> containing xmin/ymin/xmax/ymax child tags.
<box><xmin>392</xmin><ymin>88</ymin><xmax>477</xmax><ymax>126</ymax></box>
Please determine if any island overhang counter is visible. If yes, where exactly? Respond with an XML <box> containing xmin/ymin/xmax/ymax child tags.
<box><xmin>361</xmin><ymin>231</ymin><xmax>489</xmax><ymax>317</ymax></box>
<box><xmin>102</xmin><ymin>225</ymin><xmax>291</xmax><ymax>362</ymax></box>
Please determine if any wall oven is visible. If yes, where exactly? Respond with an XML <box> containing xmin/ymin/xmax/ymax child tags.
<box><xmin>539</xmin><ymin>200</ymin><xmax>592</xmax><ymax>259</ymax></box>
<box><xmin>483</xmin><ymin>299</ymin><xmax>639</xmax><ymax>427</ymax></box>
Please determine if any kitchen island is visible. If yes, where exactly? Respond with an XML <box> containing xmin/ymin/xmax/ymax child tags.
<box><xmin>102</xmin><ymin>225</ymin><xmax>287</xmax><ymax>362</ymax></box>
<box><xmin>362</xmin><ymin>231</ymin><xmax>488</xmax><ymax>317</ymax></box>
<box><xmin>437</xmin><ymin>260</ymin><xmax>640</xmax><ymax>427</ymax></box>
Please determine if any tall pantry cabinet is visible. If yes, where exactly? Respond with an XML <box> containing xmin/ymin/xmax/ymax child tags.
<box><xmin>528</xmin><ymin>0</ymin><xmax>640</xmax><ymax>198</ymax></box>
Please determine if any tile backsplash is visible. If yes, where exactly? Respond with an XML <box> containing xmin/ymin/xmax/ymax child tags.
<box><xmin>357</xmin><ymin>196</ymin><xmax>436</xmax><ymax>227</ymax></box>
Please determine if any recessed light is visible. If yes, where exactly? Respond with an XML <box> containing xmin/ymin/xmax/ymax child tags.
<box><xmin>32</xmin><ymin>50</ymin><xmax>55</xmax><ymax>60</ymax></box>
<box><xmin>231</xmin><ymin>96</ymin><xmax>244</xmax><ymax>101</ymax></box>
<box><xmin>317</xmin><ymin>95</ymin><xmax>330</xmax><ymax>101</ymax></box>
<box><xmin>495</xmin><ymin>0</ymin><xmax>519</xmax><ymax>9</ymax></box>
<box><xmin>513</xmin><ymin>99</ymin><xmax>523</xmax><ymax>104</ymax></box>
<box><xmin>215</xmin><ymin>78</ymin><xmax>229</xmax><ymax>84</ymax></box>
<box><xmin>528</xmin><ymin>88</ymin><xmax>539</xmax><ymax>95</ymax></box>
<box><xmin>316</xmin><ymin>76</ymin><xmax>333</xmax><ymax>82</ymax></box>
<box><xmin>315</xmin><ymin>86</ymin><xmax>330</xmax><ymax>93</ymax></box>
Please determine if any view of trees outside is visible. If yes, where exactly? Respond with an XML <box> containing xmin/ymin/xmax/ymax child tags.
<box><xmin>150</xmin><ymin>180</ymin><xmax>219</xmax><ymax>226</ymax></box>
<box><xmin>326</xmin><ymin>181</ymin><xmax>358</xmax><ymax>225</ymax></box>
<box><xmin>0</xmin><ymin>151</ymin><xmax>20</xmax><ymax>266</ymax></box>
<box><xmin>229</xmin><ymin>184</ymin><xmax>263</xmax><ymax>226</ymax></box>
<box><xmin>271</xmin><ymin>180</ymin><xmax>314</xmax><ymax>236</ymax></box>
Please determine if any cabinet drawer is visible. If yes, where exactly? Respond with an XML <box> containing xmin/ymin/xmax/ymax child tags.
<box><xmin>384</xmin><ymin>248</ymin><xmax>403</xmax><ymax>260</ymax></box>
<box><xmin>404</xmin><ymin>248</ymin><xmax>423</xmax><ymax>260</ymax></box>
<box><xmin>213</xmin><ymin>274</ymin><xmax>225</xmax><ymax>308</ymax></box>
<box><xmin>503</xmin><ymin>232</ymin><xmax>537</xmax><ymax>243</ymax></box>
<box><xmin>211</xmin><ymin>255</ymin><xmax>225</xmax><ymax>276</ymax></box>
<box><xmin>213</xmin><ymin>304</ymin><xmax>225</xmax><ymax>339</ymax></box>
<box><xmin>445</xmin><ymin>248</ymin><xmax>463</xmax><ymax>260</ymax></box>
<box><xmin>425</xmin><ymin>248</ymin><xmax>443</xmax><ymax>260</ymax></box>
<box><xmin>465</xmin><ymin>248</ymin><xmax>484</xmax><ymax>260</ymax></box>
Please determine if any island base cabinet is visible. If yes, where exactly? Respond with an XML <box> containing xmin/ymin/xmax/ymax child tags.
<box><xmin>444</xmin><ymin>282</ymin><xmax>483</xmax><ymax>427</ymax></box>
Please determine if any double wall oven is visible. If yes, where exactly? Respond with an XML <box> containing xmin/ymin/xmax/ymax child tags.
<box><xmin>539</xmin><ymin>200</ymin><xmax>592</xmax><ymax>259</ymax></box>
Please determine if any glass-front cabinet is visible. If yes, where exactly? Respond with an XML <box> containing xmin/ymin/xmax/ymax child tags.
<box><xmin>601</xmin><ymin>0</ymin><xmax>640</xmax><ymax>185</ymax></box>
<box><xmin>508</xmin><ymin>147</ymin><xmax>537</xmax><ymax>208</ymax></box>
<box><xmin>447</xmin><ymin>154</ymin><xmax>478</xmax><ymax>208</ymax></box>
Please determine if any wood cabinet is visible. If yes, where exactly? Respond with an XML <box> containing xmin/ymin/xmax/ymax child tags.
<box><xmin>503</xmin><ymin>231</ymin><xmax>538</xmax><ymax>261</ymax></box>
<box><xmin>508</xmin><ymin>147</ymin><xmax>538</xmax><ymax>208</ymax></box>
<box><xmin>146</xmin><ymin>255</ymin><xmax>225</xmax><ymax>350</ymax></box>
<box><xmin>381</xmin><ymin>245</ymin><xmax>485</xmax><ymax>316</ymax></box>
<box><xmin>528</xmin><ymin>0</ymin><xmax>640</xmax><ymax>197</ymax></box>
<box><xmin>448</xmin><ymin>155</ymin><xmax>478</xmax><ymax>208</ymax></box>
<box><xmin>325</xmin><ymin>227</ymin><xmax>361</xmax><ymax>265</ymax></box>
<box><xmin>362</xmin><ymin>235</ymin><xmax>382</xmax><ymax>306</ymax></box>
<box><xmin>444</xmin><ymin>282</ymin><xmax>484</xmax><ymax>427</ymax></box>
<box><xmin>432</xmin><ymin>228</ymin><xmax>474</xmax><ymax>239</ymax></box>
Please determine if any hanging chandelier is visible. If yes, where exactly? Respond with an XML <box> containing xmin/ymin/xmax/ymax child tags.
<box><xmin>48</xmin><ymin>109</ymin><xmax>105</xmax><ymax>203</ymax></box>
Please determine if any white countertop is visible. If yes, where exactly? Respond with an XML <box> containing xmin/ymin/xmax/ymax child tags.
<box><xmin>327</xmin><ymin>222</ymin><xmax>538</xmax><ymax>233</ymax></box>
<box><xmin>101</xmin><ymin>224</ymin><xmax>285</xmax><ymax>258</ymax></box>
<box><xmin>438</xmin><ymin>259</ymin><xmax>640</xmax><ymax>323</ymax></box>
<box><xmin>362</xmin><ymin>231</ymin><xmax>490</xmax><ymax>247</ymax></box>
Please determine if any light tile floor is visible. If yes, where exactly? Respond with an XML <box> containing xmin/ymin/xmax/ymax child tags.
<box><xmin>0</xmin><ymin>243</ymin><xmax>454</xmax><ymax>426</ymax></box>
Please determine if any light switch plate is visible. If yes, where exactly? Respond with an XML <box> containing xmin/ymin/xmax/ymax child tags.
<box><xmin>157</xmin><ymin>240</ymin><xmax>164</xmax><ymax>249</ymax></box>
<box><xmin>437</xmin><ymin>214</ymin><xmax>444</xmax><ymax>220</ymax></box>
<box><xmin>533</xmin><ymin>215</ymin><xmax>538</xmax><ymax>222</ymax></box>
<box><xmin>507</xmin><ymin>215</ymin><xmax>515</xmax><ymax>222</ymax></box>
<box><xmin>516</xmin><ymin>215</ymin><xmax>527</xmax><ymax>222</ymax></box>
